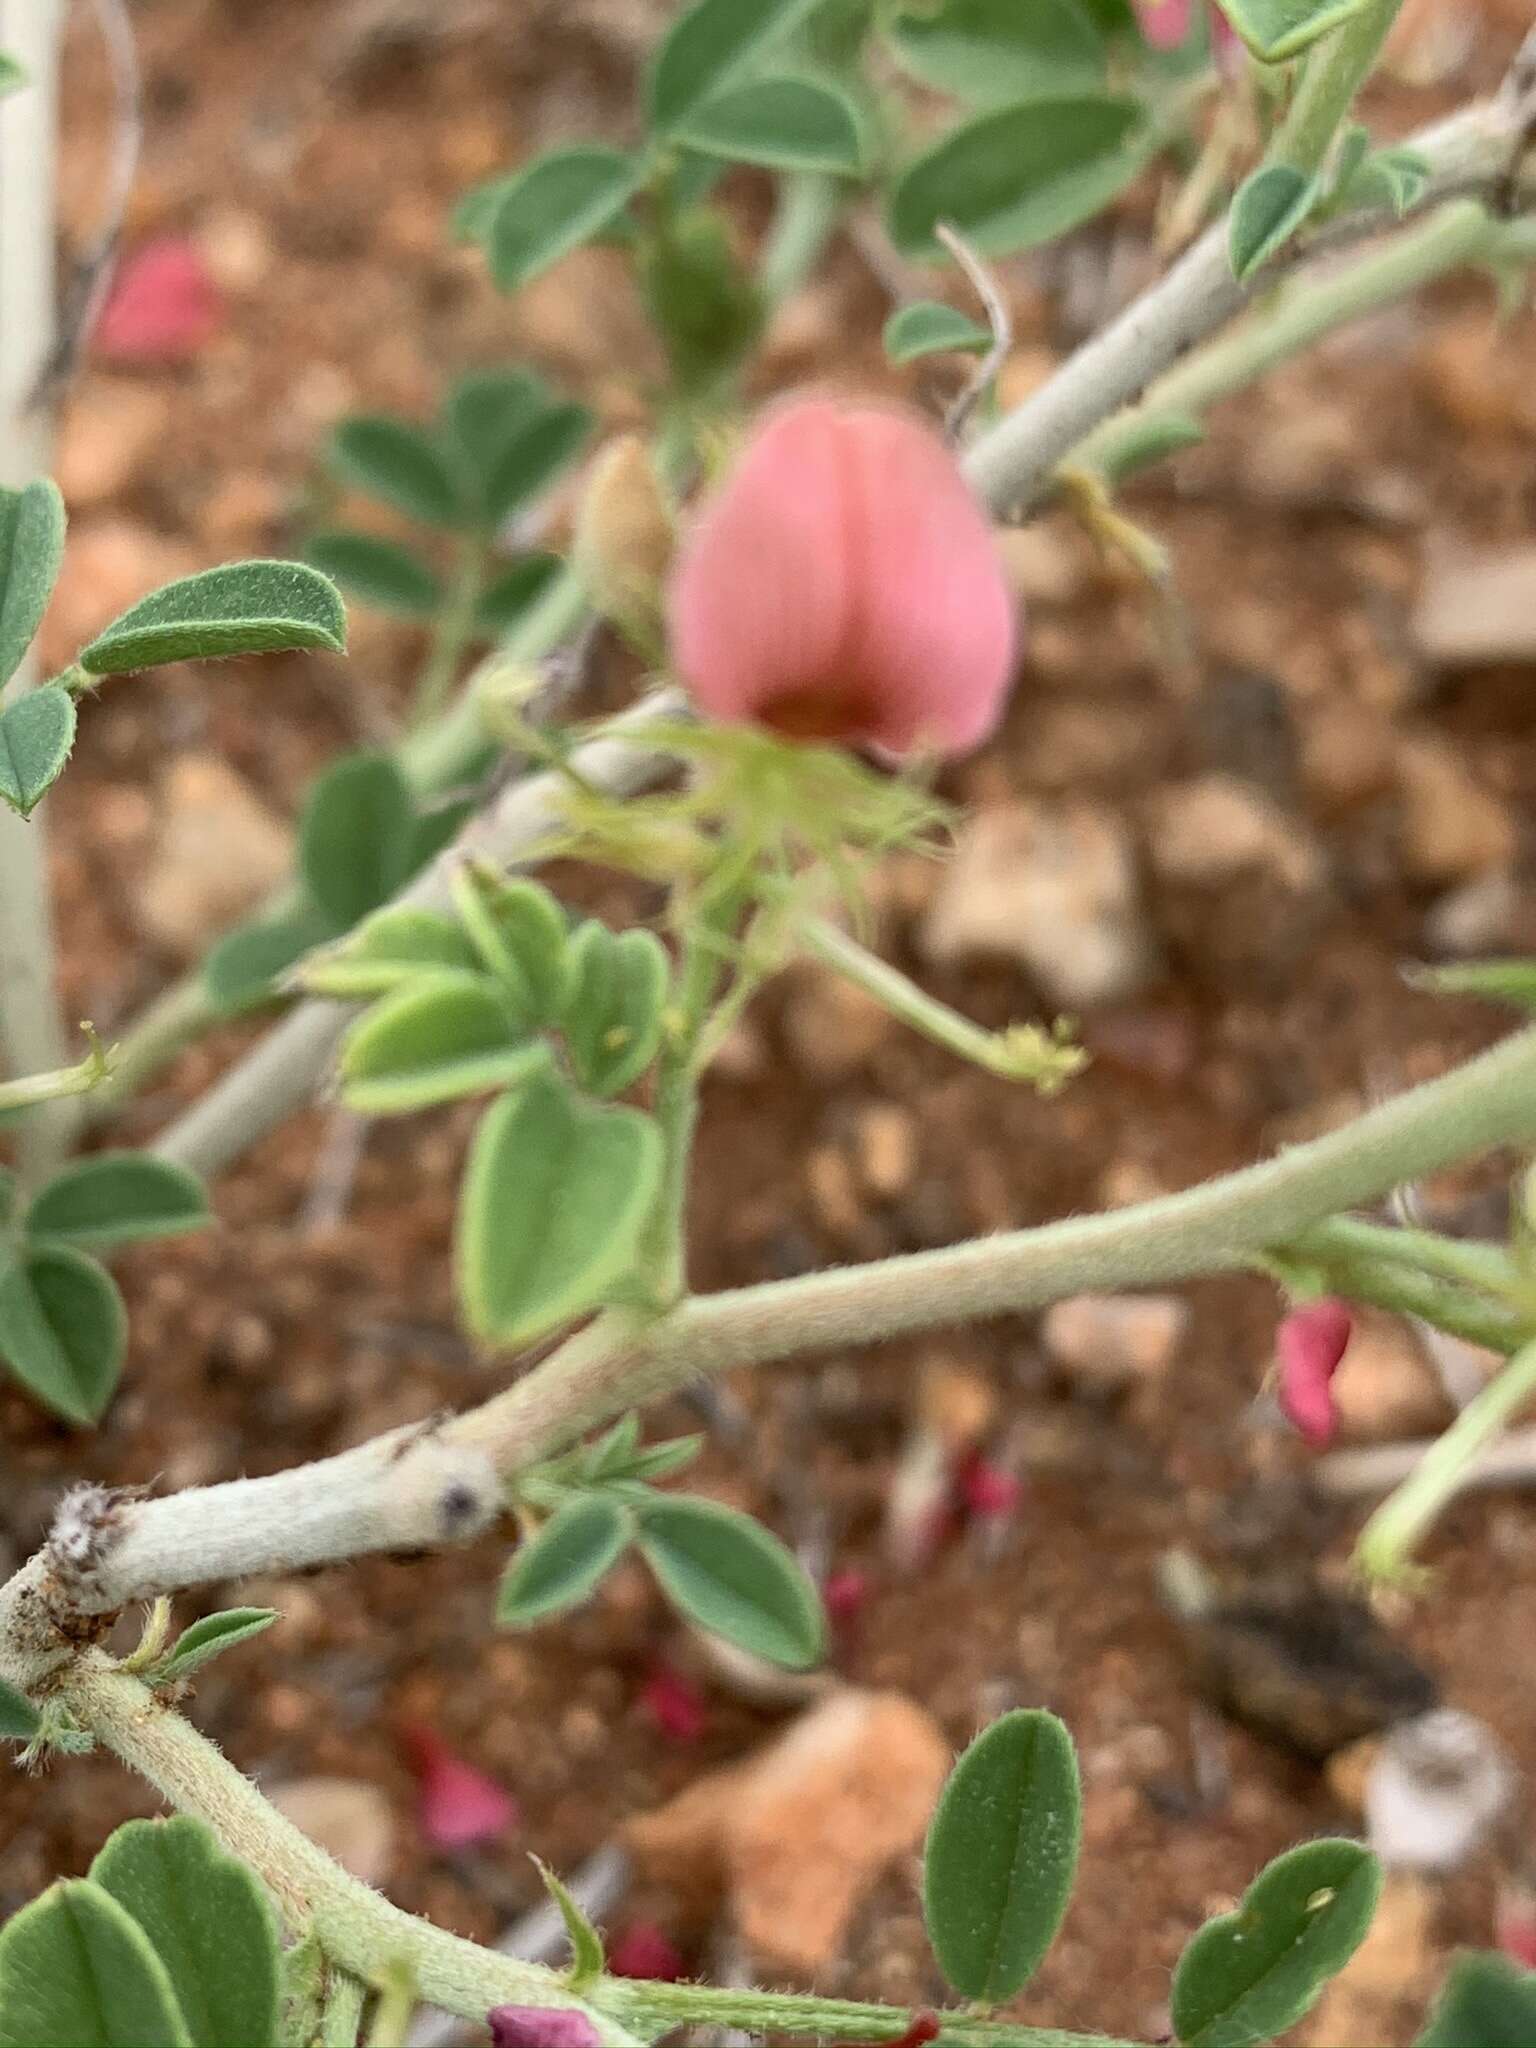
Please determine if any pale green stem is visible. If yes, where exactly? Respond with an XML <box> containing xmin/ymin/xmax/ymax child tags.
<box><xmin>1269</xmin><ymin>0</ymin><xmax>1406</xmax><ymax>180</ymax></box>
<box><xmin>0</xmin><ymin>1042</ymin><xmax>109</xmax><ymax>1119</ymax></box>
<box><xmin>82</xmin><ymin>972</ymin><xmax>228</xmax><ymax>1122</ymax></box>
<box><xmin>612</xmin><ymin>1979</ymin><xmax>1142</xmax><ymax>2048</ymax></box>
<box><xmin>1286</xmin><ymin>1214</ymin><xmax>1522</xmax><ymax>1300</ymax></box>
<box><xmin>759</xmin><ymin>169</ymin><xmax>844</xmax><ymax>307</ymax></box>
<box><xmin>364</xmin><ymin>1963</ymin><xmax>415</xmax><ymax>2048</ymax></box>
<box><xmin>1357</xmin><ymin>1335</ymin><xmax>1536</xmax><ymax>1579</ymax></box>
<box><xmin>411</xmin><ymin>533</ymin><xmax>488</xmax><ymax>731</ymax></box>
<box><xmin>641</xmin><ymin>905</ymin><xmax>734</xmax><ymax>1300</ymax></box>
<box><xmin>321</xmin><ymin>1971</ymin><xmax>368</xmax><ymax>2048</ymax></box>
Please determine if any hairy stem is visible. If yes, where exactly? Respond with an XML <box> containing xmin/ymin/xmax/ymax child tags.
<box><xmin>0</xmin><ymin>1042</ymin><xmax>108</xmax><ymax>1119</ymax></box>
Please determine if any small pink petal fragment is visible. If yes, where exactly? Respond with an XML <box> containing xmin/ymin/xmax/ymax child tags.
<box><xmin>668</xmin><ymin>398</ymin><xmax>1017</xmax><ymax>759</ymax></box>
<box><xmin>399</xmin><ymin>1722</ymin><xmax>518</xmax><ymax>1850</ymax></box>
<box><xmin>488</xmin><ymin>2007</ymin><xmax>602</xmax><ymax>2047</ymax></box>
<box><xmin>1275</xmin><ymin>1297</ymin><xmax>1353</xmax><ymax>1450</ymax></box>
<box><xmin>606</xmin><ymin>1919</ymin><xmax>688</xmax><ymax>1982</ymax></box>
<box><xmin>957</xmin><ymin>1451</ymin><xmax>1023</xmax><ymax>1522</ymax></box>
<box><xmin>639</xmin><ymin>1662</ymin><xmax>709</xmax><ymax>1745</ymax></box>
<box><xmin>1135</xmin><ymin>0</ymin><xmax>1194</xmax><ymax>46</ymax></box>
<box><xmin>1497</xmin><ymin>1882</ymin><xmax>1536</xmax><ymax>1970</ymax></box>
<box><xmin>823</xmin><ymin>1566</ymin><xmax>871</xmax><ymax>1630</ymax></box>
<box><xmin>94</xmin><ymin>237</ymin><xmax>222</xmax><ymax>364</ymax></box>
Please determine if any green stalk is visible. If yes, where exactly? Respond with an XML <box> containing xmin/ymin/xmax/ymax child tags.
<box><xmin>410</xmin><ymin>532</ymin><xmax>488</xmax><ymax>730</ymax></box>
<box><xmin>610</xmin><ymin>1978</ymin><xmax>1142</xmax><ymax>2048</ymax></box>
<box><xmin>759</xmin><ymin>169</ymin><xmax>844</xmax><ymax>307</ymax></box>
<box><xmin>0</xmin><ymin>1041</ymin><xmax>108</xmax><ymax>1119</ymax></box>
<box><xmin>1357</xmin><ymin>1335</ymin><xmax>1536</xmax><ymax>1579</ymax></box>
<box><xmin>1269</xmin><ymin>0</ymin><xmax>1405</xmax><ymax>180</ymax></box>
<box><xmin>1285</xmin><ymin>1213</ymin><xmax>1523</xmax><ymax>1301</ymax></box>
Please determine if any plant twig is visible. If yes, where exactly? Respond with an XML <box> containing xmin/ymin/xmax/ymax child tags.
<box><xmin>934</xmin><ymin>221</ymin><xmax>1011</xmax><ymax>443</ymax></box>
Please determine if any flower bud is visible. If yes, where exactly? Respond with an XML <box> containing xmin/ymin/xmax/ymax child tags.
<box><xmin>574</xmin><ymin>435</ymin><xmax>674</xmax><ymax>649</ymax></box>
<box><xmin>488</xmin><ymin>2007</ymin><xmax>602</xmax><ymax>2047</ymax></box>
<box><xmin>1275</xmin><ymin>1296</ymin><xmax>1353</xmax><ymax>1449</ymax></box>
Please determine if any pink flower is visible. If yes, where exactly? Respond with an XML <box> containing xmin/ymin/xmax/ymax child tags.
<box><xmin>607</xmin><ymin>1919</ymin><xmax>688</xmax><ymax>1981</ymax></box>
<box><xmin>399</xmin><ymin>1721</ymin><xmax>518</xmax><ymax>1850</ymax></box>
<box><xmin>638</xmin><ymin>1661</ymin><xmax>709</xmax><ymax>1745</ymax></box>
<box><xmin>1497</xmin><ymin>1878</ymin><xmax>1536</xmax><ymax>1970</ymax></box>
<box><xmin>823</xmin><ymin>1566</ymin><xmax>871</xmax><ymax>1630</ymax></box>
<box><xmin>668</xmin><ymin>399</ymin><xmax>1016</xmax><ymax>758</ymax></box>
<box><xmin>957</xmin><ymin>1450</ymin><xmax>1022</xmax><ymax>1522</ymax></box>
<box><xmin>1136</xmin><ymin>0</ymin><xmax>1239</xmax><ymax>56</ymax></box>
<box><xmin>94</xmin><ymin>237</ymin><xmax>222</xmax><ymax>364</ymax></box>
<box><xmin>488</xmin><ymin>2008</ymin><xmax>601</xmax><ymax>2047</ymax></box>
<box><xmin>1275</xmin><ymin>1297</ymin><xmax>1353</xmax><ymax>1450</ymax></box>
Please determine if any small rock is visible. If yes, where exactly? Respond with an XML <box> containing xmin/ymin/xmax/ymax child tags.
<box><xmin>1395</xmin><ymin>735</ymin><xmax>1516</xmax><ymax>885</ymax></box>
<box><xmin>1019</xmin><ymin>701</ymin><xmax>1150</xmax><ymax>790</ymax></box>
<box><xmin>267</xmin><ymin>1777</ymin><xmax>395</xmax><ymax>1885</ymax></box>
<box><xmin>1365</xmin><ymin>1709</ymin><xmax>1515</xmax><ymax>1872</ymax></box>
<box><xmin>780</xmin><ymin>971</ymin><xmax>893</xmax><ymax>1081</ymax></box>
<box><xmin>1299</xmin><ymin>1871</ymin><xmax>1435</xmax><ymax>2048</ymax></box>
<box><xmin>995</xmin><ymin>519</ymin><xmax>1091</xmax><ymax>604</ymax></box>
<box><xmin>1413</xmin><ymin>539</ymin><xmax>1536</xmax><ymax>667</ymax></box>
<box><xmin>55</xmin><ymin>382</ymin><xmax>174</xmax><ymax>507</ymax></box>
<box><xmin>921</xmin><ymin>800</ymin><xmax>1153</xmax><ymax>1009</ymax></box>
<box><xmin>1144</xmin><ymin>774</ymin><xmax>1322</xmax><ymax>891</ymax></box>
<box><xmin>133</xmin><ymin>756</ymin><xmax>292</xmax><ymax>957</ymax></box>
<box><xmin>1041</xmin><ymin>1293</ymin><xmax>1190</xmax><ymax>1393</ymax></box>
<box><xmin>629</xmin><ymin>1689</ymin><xmax>950</xmax><ymax>1976</ymax></box>
<box><xmin>855</xmin><ymin>1103</ymin><xmax>918</xmax><ymax>1200</ymax></box>
<box><xmin>806</xmin><ymin>1144</ymin><xmax>864</xmax><ymax>1240</ymax></box>
<box><xmin>1326</xmin><ymin>1312</ymin><xmax>1454</xmax><ymax>1444</ymax></box>
<box><xmin>1300</xmin><ymin>699</ymin><xmax>1396</xmax><ymax>810</ymax></box>
<box><xmin>1422</xmin><ymin>868</ymin><xmax>1519</xmax><ymax>956</ymax></box>
<box><xmin>917</xmin><ymin>1357</ymin><xmax>997</xmax><ymax>1451</ymax></box>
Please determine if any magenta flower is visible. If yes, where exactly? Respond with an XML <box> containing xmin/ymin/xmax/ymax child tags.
<box><xmin>1135</xmin><ymin>0</ymin><xmax>1239</xmax><ymax>56</ymax></box>
<box><xmin>488</xmin><ymin>2007</ymin><xmax>602</xmax><ymax>2047</ymax></box>
<box><xmin>606</xmin><ymin>1919</ymin><xmax>688</xmax><ymax>1982</ymax></box>
<box><xmin>668</xmin><ymin>398</ymin><xmax>1016</xmax><ymax>758</ymax></box>
<box><xmin>1275</xmin><ymin>1297</ymin><xmax>1353</xmax><ymax>1449</ymax></box>
<box><xmin>638</xmin><ymin>1661</ymin><xmax>709</xmax><ymax>1745</ymax></box>
<box><xmin>94</xmin><ymin>237</ymin><xmax>222</xmax><ymax>364</ymax></box>
<box><xmin>957</xmin><ymin>1450</ymin><xmax>1023</xmax><ymax>1523</ymax></box>
<box><xmin>399</xmin><ymin>1721</ymin><xmax>518</xmax><ymax>1850</ymax></box>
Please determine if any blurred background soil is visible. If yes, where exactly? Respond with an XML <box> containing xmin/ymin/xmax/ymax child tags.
<box><xmin>6</xmin><ymin>2</ymin><xmax>1536</xmax><ymax>2041</ymax></box>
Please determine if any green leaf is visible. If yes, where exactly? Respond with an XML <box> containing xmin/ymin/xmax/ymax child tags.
<box><xmin>0</xmin><ymin>1677</ymin><xmax>40</xmax><ymax>1741</ymax></box>
<box><xmin>640</xmin><ymin>209</ymin><xmax>765</xmax><ymax>399</ymax></box>
<box><xmin>444</xmin><ymin>368</ymin><xmax>548</xmax><ymax>474</ymax></box>
<box><xmin>1228</xmin><ymin>163</ymin><xmax>1316</xmax><ymax>281</ymax></box>
<box><xmin>584</xmin><ymin>1410</ymin><xmax>641</xmax><ymax>1476</ymax></box>
<box><xmin>0</xmin><ymin>52</ymin><xmax>26</xmax><ymax>95</ymax></box>
<box><xmin>305</xmin><ymin>530</ymin><xmax>444</xmax><ymax>617</ymax></box>
<box><xmin>0</xmin><ymin>479</ymin><xmax>65</xmax><ymax>687</ymax></box>
<box><xmin>26</xmin><ymin>1154</ymin><xmax>209</xmax><ymax>1252</ymax></box>
<box><xmin>328</xmin><ymin>416</ymin><xmax>462</xmax><ymax>529</ymax></box>
<box><xmin>278</xmin><ymin>1933</ymin><xmax>327</xmax><ymax>2048</ymax></box>
<box><xmin>883</xmin><ymin>300</ymin><xmax>993</xmax><ymax>362</ymax></box>
<box><xmin>675</xmin><ymin>74</ymin><xmax>864</xmax><ymax>173</ymax></box>
<box><xmin>0</xmin><ymin>1244</ymin><xmax>125</xmax><ymax>1425</ymax></box>
<box><xmin>561</xmin><ymin>921</ymin><xmax>669</xmax><ymax>1096</ymax></box>
<box><xmin>304</xmin><ymin>906</ymin><xmax>482</xmax><ymax>1000</ymax></box>
<box><xmin>1411</xmin><ymin>958</ymin><xmax>1536</xmax><ymax>1010</ymax></box>
<box><xmin>1416</xmin><ymin>1953</ymin><xmax>1536</xmax><ymax>2048</ymax></box>
<box><xmin>452</xmin><ymin>867</ymin><xmax>571</xmax><ymax>1023</ymax></box>
<box><xmin>888</xmin><ymin>94</ymin><xmax>1150</xmax><ymax>260</ymax></box>
<box><xmin>204</xmin><ymin>903</ymin><xmax>333</xmax><ymax>1013</ymax></box>
<box><xmin>646</xmin><ymin>0</ymin><xmax>823</xmax><ymax>135</ymax></box>
<box><xmin>160</xmin><ymin>1608</ymin><xmax>278</xmax><ymax>1681</ymax></box>
<box><xmin>635</xmin><ymin>1495</ymin><xmax>826</xmax><ymax>1670</ymax></box>
<box><xmin>0</xmin><ymin>685</ymin><xmax>76</xmax><ymax>818</ymax></box>
<box><xmin>457</xmin><ymin>1066</ymin><xmax>662</xmax><ymax>1346</ymax></box>
<box><xmin>1171</xmin><ymin>1838</ymin><xmax>1382</xmax><ymax>2047</ymax></box>
<box><xmin>0</xmin><ymin>1881</ymin><xmax>192</xmax><ymax>2048</ymax></box>
<box><xmin>80</xmin><ymin>561</ymin><xmax>346</xmax><ymax>676</ymax></box>
<box><xmin>488</xmin><ymin>148</ymin><xmax>641</xmax><ymax>292</ymax></box>
<box><xmin>483</xmin><ymin>403</ymin><xmax>593</xmax><ymax>530</ymax></box>
<box><xmin>1215</xmin><ymin>0</ymin><xmax>1381</xmax><ymax>62</ymax></box>
<box><xmin>497</xmin><ymin>1494</ymin><xmax>632</xmax><ymax>1625</ymax></box>
<box><xmin>922</xmin><ymin>1708</ymin><xmax>1081</xmax><ymax>2003</ymax></box>
<box><xmin>477</xmin><ymin>554</ymin><xmax>564</xmax><ymax>638</ymax></box>
<box><xmin>1346</xmin><ymin>144</ymin><xmax>1430</xmax><ymax>217</ymax></box>
<box><xmin>1091</xmin><ymin>408</ymin><xmax>1205</xmax><ymax>483</ymax></box>
<box><xmin>91</xmin><ymin>1817</ymin><xmax>281</xmax><ymax>2048</ymax></box>
<box><xmin>299</xmin><ymin>751</ymin><xmax>415</xmax><ymax>932</ymax></box>
<box><xmin>887</xmin><ymin>0</ymin><xmax>1106</xmax><ymax>102</ymax></box>
<box><xmin>339</xmin><ymin>974</ymin><xmax>549</xmax><ymax>1116</ymax></box>
<box><xmin>533</xmin><ymin>1859</ymin><xmax>606</xmax><ymax>1993</ymax></box>
<box><xmin>623</xmin><ymin>1434</ymin><xmax>705</xmax><ymax>1482</ymax></box>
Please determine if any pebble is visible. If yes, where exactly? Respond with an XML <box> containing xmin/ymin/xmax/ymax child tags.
<box><xmin>1298</xmin><ymin>1872</ymin><xmax>1435</xmax><ymax>2048</ymax></box>
<box><xmin>854</xmin><ymin>1103</ymin><xmax>918</xmax><ymax>1200</ymax></box>
<box><xmin>781</xmin><ymin>971</ymin><xmax>893</xmax><ymax>1081</ymax></box>
<box><xmin>1422</xmin><ymin>868</ymin><xmax>1519</xmax><ymax>956</ymax></box>
<box><xmin>995</xmin><ymin>519</ymin><xmax>1092</xmax><ymax>604</ymax></box>
<box><xmin>55</xmin><ymin>382</ymin><xmax>174</xmax><ymax>507</ymax></box>
<box><xmin>1364</xmin><ymin>1709</ymin><xmax>1515</xmax><ymax>1872</ymax></box>
<box><xmin>1041</xmin><ymin>1293</ymin><xmax>1190</xmax><ymax>1393</ymax></box>
<box><xmin>1395</xmin><ymin>735</ymin><xmax>1516</xmax><ymax>885</ymax></box>
<box><xmin>1144</xmin><ymin>774</ymin><xmax>1322</xmax><ymax>892</ymax></box>
<box><xmin>132</xmin><ymin>756</ymin><xmax>293</xmax><ymax>957</ymax></box>
<box><xmin>267</xmin><ymin>1776</ymin><xmax>395</xmax><ymax>1885</ymax></box>
<box><xmin>1412</xmin><ymin>538</ymin><xmax>1536</xmax><ymax>666</ymax></box>
<box><xmin>921</xmin><ymin>799</ymin><xmax>1154</xmax><ymax>1009</ymax></box>
<box><xmin>1299</xmin><ymin>698</ymin><xmax>1397</xmax><ymax>811</ymax></box>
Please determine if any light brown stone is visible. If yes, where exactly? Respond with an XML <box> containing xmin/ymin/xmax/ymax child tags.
<box><xmin>1145</xmin><ymin>774</ymin><xmax>1322</xmax><ymax>891</ymax></box>
<box><xmin>268</xmin><ymin>1777</ymin><xmax>395</xmax><ymax>1885</ymax></box>
<box><xmin>132</xmin><ymin>756</ymin><xmax>293</xmax><ymax>957</ymax></box>
<box><xmin>55</xmin><ymin>382</ymin><xmax>174</xmax><ymax>508</ymax></box>
<box><xmin>1396</xmin><ymin>735</ymin><xmax>1517</xmax><ymax>884</ymax></box>
<box><xmin>1042</xmin><ymin>1293</ymin><xmax>1190</xmax><ymax>1392</ymax></box>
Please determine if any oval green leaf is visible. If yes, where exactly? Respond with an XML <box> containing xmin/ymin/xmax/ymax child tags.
<box><xmin>80</xmin><ymin>561</ymin><xmax>346</xmax><ymax>675</ymax></box>
<box><xmin>645</xmin><ymin>0</ymin><xmax>822</xmax><ymax>134</ymax></box>
<box><xmin>457</xmin><ymin>1066</ymin><xmax>662</xmax><ymax>1347</ymax></box>
<box><xmin>1171</xmin><ymin>1838</ymin><xmax>1382</xmax><ymax>2047</ymax></box>
<box><xmin>0</xmin><ymin>1881</ymin><xmax>192</xmax><ymax>2048</ymax></box>
<box><xmin>0</xmin><ymin>1677</ymin><xmax>40</xmax><ymax>1742</ymax></box>
<box><xmin>477</xmin><ymin>554</ymin><xmax>564</xmax><ymax>639</ymax></box>
<box><xmin>675</xmin><ymin>74</ymin><xmax>864</xmax><ymax>174</ymax></box>
<box><xmin>203</xmin><ymin>902</ymin><xmax>333</xmax><ymax>1014</ymax></box>
<box><xmin>1416</xmin><ymin>1952</ymin><xmax>1536</xmax><ymax>2048</ymax></box>
<box><xmin>887</xmin><ymin>0</ymin><xmax>1106</xmax><ymax>101</ymax></box>
<box><xmin>883</xmin><ymin>300</ymin><xmax>993</xmax><ymax>363</ymax></box>
<box><xmin>329</xmin><ymin>416</ymin><xmax>462</xmax><ymax>530</ymax></box>
<box><xmin>161</xmin><ymin>1607</ymin><xmax>278</xmax><ymax>1680</ymax></box>
<box><xmin>339</xmin><ymin>973</ymin><xmax>547</xmax><ymax>1116</ymax></box>
<box><xmin>0</xmin><ymin>684</ymin><xmax>76</xmax><ymax>819</ymax></box>
<box><xmin>483</xmin><ymin>402</ymin><xmax>594</xmax><ymax>530</ymax></box>
<box><xmin>561</xmin><ymin>922</ymin><xmax>669</xmax><ymax>1097</ymax></box>
<box><xmin>0</xmin><ymin>479</ymin><xmax>65</xmax><ymax>688</ymax></box>
<box><xmin>26</xmin><ymin>1153</ymin><xmax>209</xmax><ymax>1252</ymax></box>
<box><xmin>635</xmin><ymin>1495</ymin><xmax>826</xmax><ymax>1670</ymax></box>
<box><xmin>451</xmin><ymin>867</ymin><xmax>570</xmax><ymax>1023</ymax></box>
<box><xmin>888</xmin><ymin>94</ymin><xmax>1149</xmax><ymax>259</ymax></box>
<box><xmin>923</xmin><ymin>1707</ymin><xmax>1081</xmax><ymax>2002</ymax></box>
<box><xmin>498</xmin><ymin>1494</ymin><xmax>632</xmax><ymax>1626</ymax></box>
<box><xmin>1217</xmin><ymin>0</ymin><xmax>1379</xmax><ymax>62</ymax></box>
<box><xmin>305</xmin><ymin>530</ymin><xmax>444</xmax><ymax>617</ymax></box>
<box><xmin>444</xmin><ymin>368</ymin><xmax>548</xmax><ymax>478</ymax></box>
<box><xmin>89</xmin><ymin>1818</ymin><xmax>279</xmax><ymax>2048</ymax></box>
<box><xmin>488</xmin><ymin>148</ymin><xmax>641</xmax><ymax>293</ymax></box>
<box><xmin>304</xmin><ymin>906</ymin><xmax>482</xmax><ymax>1000</ymax></box>
<box><xmin>1228</xmin><ymin>162</ymin><xmax>1316</xmax><ymax>282</ymax></box>
<box><xmin>0</xmin><ymin>1244</ymin><xmax>125</xmax><ymax>1425</ymax></box>
<box><xmin>299</xmin><ymin>751</ymin><xmax>415</xmax><ymax>933</ymax></box>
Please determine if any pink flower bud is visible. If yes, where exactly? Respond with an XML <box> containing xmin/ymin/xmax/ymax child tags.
<box><xmin>94</xmin><ymin>237</ymin><xmax>222</xmax><ymax>364</ymax></box>
<box><xmin>957</xmin><ymin>1450</ymin><xmax>1023</xmax><ymax>1522</ymax></box>
<box><xmin>1497</xmin><ymin>1879</ymin><xmax>1536</xmax><ymax>1970</ymax></box>
<box><xmin>1275</xmin><ymin>1297</ymin><xmax>1353</xmax><ymax>1450</ymax></box>
<box><xmin>823</xmin><ymin>1566</ymin><xmax>871</xmax><ymax>1630</ymax></box>
<box><xmin>607</xmin><ymin>1919</ymin><xmax>688</xmax><ymax>1982</ymax></box>
<box><xmin>488</xmin><ymin>2007</ymin><xmax>602</xmax><ymax>2047</ymax></box>
<box><xmin>668</xmin><ymin>399</ymin><xmax>1017</xmax><ymax>758</ymax></box>
<box><xmin>638</xmin><ymin>1661</ymin><xmax>709</xmax><ymax>1745</ymax></box>
<box><xmin>399</xmin><ymin>1721</ymin><xmax>518</xmax><ymax>1850</ymax></box>
<box><xmin>1135</xmin><ymin>0</ymin><xmax>1239</xmax><ymax>55</ymax></box>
